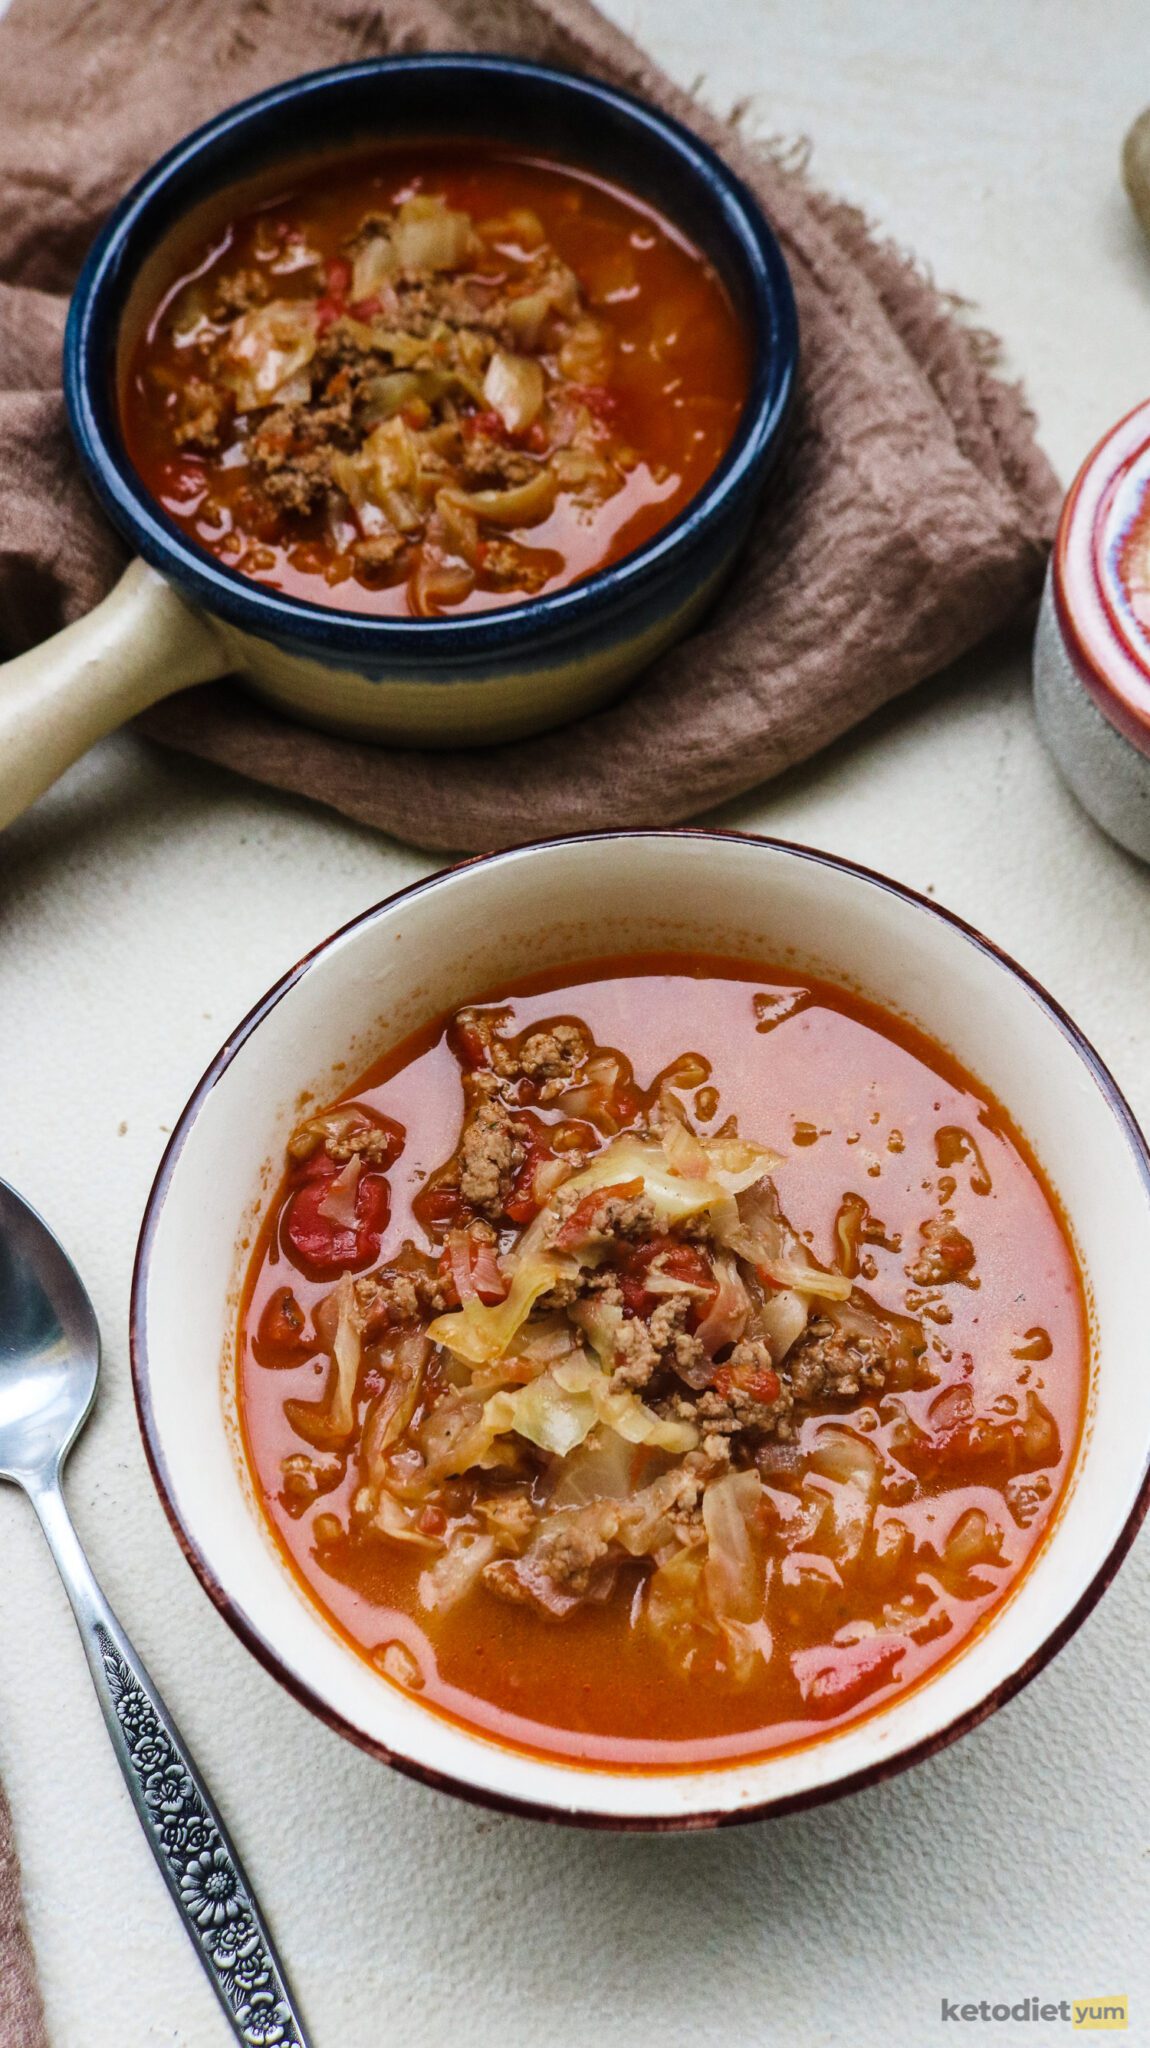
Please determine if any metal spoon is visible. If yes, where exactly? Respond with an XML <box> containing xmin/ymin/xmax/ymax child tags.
<box><xmin>0</xmin><ymin>1178</ymin><xmax>311</xmax><ymax>2046</ymax></box>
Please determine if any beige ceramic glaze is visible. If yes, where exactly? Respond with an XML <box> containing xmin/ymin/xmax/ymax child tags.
<box><xmin>0</xmin><ymin>556</ymin><xmax>718</xmax><ymax>831</ymax></box>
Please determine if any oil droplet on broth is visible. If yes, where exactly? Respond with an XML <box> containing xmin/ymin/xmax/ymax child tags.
<box><xmin>1012</xmin><ymin>1326</ymin><xmax>1053</xmax><ymax>1362</ymax></box>
<box><xmin>935</xmin><ymin>1125</ymin><xmax>992</xmax><ymax>1195</ymax></box>
<box><xmin>373</xmin><ymin>1640</ymin><xmax>425</xmax><ymax>1690</ymax></box>
<box><xmin>753</xmin><ymin>988</ymin><xmax>810</xmax><ymax>1033</ymax></box>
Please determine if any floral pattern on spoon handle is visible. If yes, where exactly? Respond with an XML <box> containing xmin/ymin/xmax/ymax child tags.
<box><xmin>96</xmin><ymin>1624</ymin><xmax>306</xmax><ymax>2047</ymax></box>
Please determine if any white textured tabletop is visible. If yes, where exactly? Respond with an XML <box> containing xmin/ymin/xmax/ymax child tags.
<box><xmin>3</xmin><ymin>5</ymin><xmax>1149</xmax><ymax>2043</ymax></box>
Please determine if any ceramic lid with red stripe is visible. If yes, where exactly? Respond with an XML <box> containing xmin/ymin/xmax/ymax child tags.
<box><xmin>1054</xmin><ymin>395</ymin><xmax>1150</xmax><ymax>755</ymax></box>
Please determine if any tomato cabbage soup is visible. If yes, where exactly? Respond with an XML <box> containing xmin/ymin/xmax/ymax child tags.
<box><xmin>122</xmin><ymin>148</ymin><xmax>750</xmax><ymax>618</ymax></box>
<box><xmin>237</xmin><ymin>957</ymin><xmax>1087</xmax><ymax>1768</ymax></box>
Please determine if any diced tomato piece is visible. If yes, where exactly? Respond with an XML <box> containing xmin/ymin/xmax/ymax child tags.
<box><xmin>254</xmin><ymin>1285</ymin><xmax>311</xmax><ymax>1365</ymax></box>
<box><xmin>159</xmin><ymin>456</ymin><xmax>207</xmax><ymax>504</ymax></box>
<box><xmin>553</xmin><ymin>1177</ymin><xmax>644</xmax><ymax>1249</ymax></box>
<box><xmin>325</xmin><ymin>257</ymin><xmax>352</xmax><ymax>297</ymax></box>
<box><xmin>712</xmin><ymin>1361</ymin><xmax>781</xmax><ymax>1405</ymax></box>
<box><xmin>349</xmin><ymin>295</ymin><xmax>382</xmax><ymax>320</ymax></box>
<box><xmin>503</xmin><ymin>1132</ymin><xmax>562</xmax><ymax>1226</ymax></box>
<box><xmin>315</xmin><ymin>296</ymin><xmax>343</xmax><ymax>333</ymax></box>
<box><xmin>568</xmin><ymin>383</ymin><xmax>618</xmax><ymax>421</ymax></box>
<box><xmin>448</xmin><ymin>1017</ymin><xmax>491</xmax><ymax>1070</ymax></box>
<box><xmin>418</xmin><ymin>1504</ymin><xmax>448</xmax><ymax>1537</ymax></box>
<box><xmin>284</xmin><ymin>1154</ymin><xmax>390</xmax><ymax>1274</ymax></box>
<box><xmin>616</xmin><ymin>1235</ymin><xmax>718</xmax><ymax>1325</ymax></box>
<box><xmin>413</xmin><ymin>1181</ymin><xmax>466</xmax><ymax>1238</ymax></box>
<box><xmin>618</xmin><ymin>1273</ymin><xmax>651</xmax><ymax>1316</ymax></box>
<box><xmin>463</xmin><ymin>408</ymin><xmax>506</xmax><ymax>441</ymax></box>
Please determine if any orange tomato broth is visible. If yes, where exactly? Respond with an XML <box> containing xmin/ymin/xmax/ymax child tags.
<box><xmin>121</xmin><ymin>147</ymin><xmax>750</xmax><ymax>617</ymax></box>
<box><xmin>237</xmin><ymin>955</ymin><xmax>1088</xmax><ymax>1770</ymax></box>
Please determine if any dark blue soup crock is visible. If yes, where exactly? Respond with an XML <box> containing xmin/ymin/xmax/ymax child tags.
<box><xmin>53</xmin><ymin>55</ymin><xmax>798</xmax><ymax>756</ymax></box>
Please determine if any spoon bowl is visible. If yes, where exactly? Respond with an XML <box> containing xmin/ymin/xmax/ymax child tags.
<box><xmin>0</xmin><ymin>1185</ymin><xmax>97</xmax><ymax>1484</ymax></box>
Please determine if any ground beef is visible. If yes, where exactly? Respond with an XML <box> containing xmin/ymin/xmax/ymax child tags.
<box><xmin>460</xmin><ymin>435</ymin><xmax>542</xmax><ymax>490</ymax></box>
<box><xmin>479</xmin><ymin>542</ymin><xmax>552</xmax><ymax>596</ymax></box>
<box><xmin>906</xmin><ymin>1215</ymin><xmax>977</xmax><ymax>1287</ymax></box>
<box><xmin>466</xmin><ymin>1016</ymin><xmax>588</xmax><ymax>1093</ymax></box>
<box><xmin>210</xmin><ymin>267</ymin><xmax>270</xmax><ymax>319</ymax></box>
<box><xmin>785</xmin><ymin>1317</ymin><xmax>892</xmax><ymax>1401</ymax></box>
<box><xmin>353</xmin><ymin>532</ymin><xmax>411</xmax><ymax>576</ymax></box>
<box><xmin>458</xmin><ymin>1097</ymin><xmax>527</xmax><ymax>1218</ymax></box>
<box><xmin>324</xmin><ymin>1125</ymin><xmax>395</xmax><ymax>1166</ymax></box>
<box><xmin>611</xmin><ymin>1293</ymin><xmax>706</xmax><ymax>1391</ymax></box>
<box><xmin>355</xmin><ymin>1261</ymin><xmax>448</xmax><ymax>1331</ymax></box>
<box><xmin>478</xmin><ymin>1492</ymin><xmax>538</xmax><ymax>1545</ymax></box>
<box><xmin>544</xmin><ymin>1184</ymin><xmax>657</xmax><ymax>1256</ymax></box>
<box><xmin>173</xmin><ymin>379</ymin><xmax>231</xmax><ymax>452</ymax></box>
<box><xmin>611</xmin><ymin>1315</ymin><xmax>660</xmax><ymax>1389</ymax></box>
<box><xmin>691</xmin><ymin>1370</ymin><xmax>796</xmax><ymax>1440</ymax></box>
<box><xmin>249</xmin><ymin>398</ymin><xmax>357</xmax><ymax>513</ymax></box>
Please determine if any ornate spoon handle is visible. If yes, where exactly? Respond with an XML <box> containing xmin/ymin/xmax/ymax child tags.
<box><xmin>29</xmin><ymin>1476</ymin><xmax>311</xmax><ymax>2046</ymax></box>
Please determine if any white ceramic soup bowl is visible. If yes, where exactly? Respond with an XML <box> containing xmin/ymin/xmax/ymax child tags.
<box><xmin>131</xmin><ymin>831</ymin><xmax>1150</xmax><ymax>1828</ymax></box>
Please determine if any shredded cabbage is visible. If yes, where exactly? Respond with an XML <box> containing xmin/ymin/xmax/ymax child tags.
<box><xmin>715</xmin><ymin>1178</ymin><xmax>852</xmax><ymax>1301</ymax></box>
<box><xmin>221</xmin><ymin>300</ymin><xmax>317</xmax><ymax>412</ymax></box>
<box><xmin>475</xmin><ymin>1354</ymin><xmax>698</xmax><ymax>1462</ymax></box>
<box><xmin>483</xmin><ymin>350</ymin><xmax>545</xmax><ymax>432</ymax></box>
<box><xmin>326</xmin><ymin>1274</ymin><xmax>362</xmax><ymax>1440</ymax></box>
<box><xmin>427</xmin><ymin>1252</ymin><xmax>561</xmax><ymax>1364</ymax></box>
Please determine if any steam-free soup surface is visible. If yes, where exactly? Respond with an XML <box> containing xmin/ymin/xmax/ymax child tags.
<box><xmin>123</xmin><ymin>148</ymin><xmax>749</xmax><ymax>618</ymax></box>
<box><xmin>238</xmin><ymin>956</ymin><xmax>1086</xmax><ymax>1767</ymax></box>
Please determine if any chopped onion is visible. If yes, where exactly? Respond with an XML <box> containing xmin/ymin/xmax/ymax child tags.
<box><xmin>325</xmin><ymin>1273</ymin><xmax>362</xmax><ymax>1440</ymax></box>
<box><xmin>694</xmin><ymin>1255</ymin><xmax>749</xmax><ymax>1356</ymax></box>
<box><xmin>360</xmin><ymin>1333</ymin><xmax>429</xmax><ymax>1478</ymax></box>
<box><xmin>758</xmin><ymin>1286</ymin><xmax>810</xmax><ymax>1364</ymax></box>
<box><xmin>447</xmin><ymin>1229</ymin><xmax>478</xmax><ymax>1306</ymax></box>
<box><xmin>317</xmin><ymin>1154</ymin><xmax>362</xmax><ymax>1230</ymax></box>
<box><xmin>365</xmin><ymin>1486</ymin><xmax>441</xmax><ymax>1550</ymax></box>
<box><xmin>533</xmin><ymin>1156</ymin><xmax>573</xmax><ymax>1203</ymax></box>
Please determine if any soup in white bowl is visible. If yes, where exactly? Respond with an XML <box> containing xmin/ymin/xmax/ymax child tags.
<box><xmin>131</xmin><ymin>833</ymin><xmax>1150</xmax><ymax>1826</ymax></box>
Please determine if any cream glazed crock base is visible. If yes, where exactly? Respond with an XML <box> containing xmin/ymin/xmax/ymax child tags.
<box><xmin>131</xmin><ymin>832</ymin><xmax>1150</xmax><ymax>1827</ymax></box>
<box><xmin>1033</xmin><ymin>565</ymin><xmax>1150</xmax><ymax>863</ymax></box>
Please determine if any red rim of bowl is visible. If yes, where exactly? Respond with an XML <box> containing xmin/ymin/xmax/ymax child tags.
<box><xmin>129</xmin><ymin>828</ymin><xmax>1150</xmax><ymax>1830</ymax></box>
<box><xmin>1053</xmin><ymin>395</ymin><xmax>1150</xmax><ymax>754</ymax></box>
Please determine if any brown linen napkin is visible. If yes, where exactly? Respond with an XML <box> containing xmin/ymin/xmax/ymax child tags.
<box><xmin>0</xmin><ymin>0</ymin><xmax>1060</xmax><ymax>852</ymax></box>
<box><xmin>0</xmin><ymin>1782</ymin><xmax>47</xmax><ymax>2048</ymax></box>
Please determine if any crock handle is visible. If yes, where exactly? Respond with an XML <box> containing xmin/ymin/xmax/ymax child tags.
<box><xmin>0</xmin><ymin>557</ymin><xmax>229</xmax><ymax>831</ymax></box>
